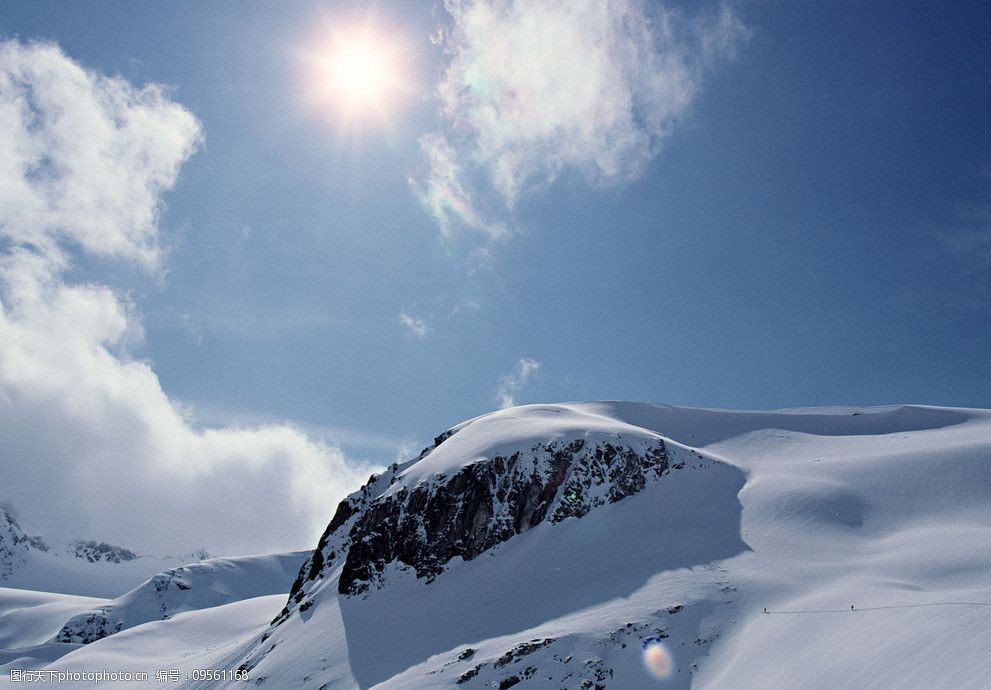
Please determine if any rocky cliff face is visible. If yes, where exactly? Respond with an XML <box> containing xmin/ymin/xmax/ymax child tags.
<box><xmin>338</xmin><ymin>437</ymin><xmax>669</xmax><ymax>596</ymax></box>
<box><xmin>265</xmin><ymin>425</ymin><xmax>672</xmax><ymax>640</ymax></box>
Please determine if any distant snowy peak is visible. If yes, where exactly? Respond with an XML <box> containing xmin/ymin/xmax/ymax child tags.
<box><xmin>0</xmin><ymin>509</ymin><xmax>57</xmax><ymax>576</ymax></box>
<box><xmin>69</xmin><ymin>540</ymin><xmax>138</xmax><ymax>564</ymax></box>
<box><xmin>0</xmin><ymin>508</ymin><xmax>214</xmax><ymax>598</ymax></box>
<box><xmin>0</xmin><ymin>509</ymin><xmax>29</xmax><ymax>579</ymax></box>
<box><xmin>0</xmin><ymin>510</ymin><xmax>140</xmax><ymax>567</ymax></box>
<box><xmin>269</xmin><ymin>405</ymin><xmax>683</xmax><ymax>634</ymax></box>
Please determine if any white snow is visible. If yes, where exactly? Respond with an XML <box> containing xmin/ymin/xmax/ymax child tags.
<box><xmin>2</xmin><ymin>401</ymin><xmax>989</xmax><ymax>689</ymax></box>
<box><xmin>40</xmin><ymin>595</ymin><xmax>286</xmax><ymax>683</ymax></box>
<box><xmin>54</xmin><ymin>552</ymin><xmax>308</xmax><ymax>643</ymax></box>
<box><xmin>393</xmin><ymin>404</ymin><xmax>666</xmax><ymax>490</ymax></box>
<box><xmin>0</xmin><ymin>588</ymin><xmax>108</xmax><ymax>673</ymax></box>
<box><xmin>1</xmin><ymin>546</ymin><xmax>207</xmax><ymax>600</ymax></box>
<box><xmin>0</xmin><ymin>552</ymin><xmax>306</xmax><ymax>683</ymax></box>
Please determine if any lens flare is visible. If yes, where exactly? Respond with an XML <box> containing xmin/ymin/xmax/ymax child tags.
<box><xmin>298</xmin><ymin>15</ymin><xmax>410</xmax><ymax>130</ymax></box>
<box><xmin>318</xmin><ymin>35</ymin><xmax>396</xmax><ymax>110</ymax></box>
<box><xmin>643</xmin><ymin>641</ymin><xmax>674</xmax><ymax>680</ymax></box>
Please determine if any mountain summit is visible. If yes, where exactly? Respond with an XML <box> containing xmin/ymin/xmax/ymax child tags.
<box><xmin>224</xmin><ymin>402</ymin><xmax>990</xmax><ymax>689</ymax></box>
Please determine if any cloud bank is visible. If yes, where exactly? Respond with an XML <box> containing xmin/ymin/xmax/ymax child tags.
<box><xmin>0</xmin><ymin>40</ymin><xmax>373</xmax><ymax>556</ymax></box>
<box><xmin>416</xmin><ymin>0</ymin><xmax>746</xmax><ymax>237</ymax></box>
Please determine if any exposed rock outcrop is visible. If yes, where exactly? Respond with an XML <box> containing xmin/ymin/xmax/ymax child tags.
<box><xmin>269</xmin><ymin>427</ymin><xmax>671</xmax><ymax>637</ymax></box>
<box><xmin>71</xmin><ymin>540</ymin><xmax>138</xmax><ymax>564</ymax></box>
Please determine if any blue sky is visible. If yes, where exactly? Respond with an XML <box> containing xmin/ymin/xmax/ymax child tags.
<box><xmin>1</xmin><ymin>2</ymin><xmax>989</xmax><ymax>552</ymax></box>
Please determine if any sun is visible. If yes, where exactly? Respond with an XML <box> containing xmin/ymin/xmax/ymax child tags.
<box><xmin>327</xmin><ymin>39</ymin><xmax>390</xmax><ymax>105</ymax></box>
<box><xmin>302</xmin><ymin>21</ymin><xmax>408</xmax><ymax>128</ymax></box>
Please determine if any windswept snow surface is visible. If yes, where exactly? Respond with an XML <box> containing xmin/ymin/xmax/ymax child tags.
<box><xmin>54</xmin><ymin>552</ymin><xmax>309</xmax><ymax>643</ymax></box>
<box><xmin>39</xmin><ymin>595</ymin><xmax>287</xmax><ymax>683</ymax></box>
<box><xmin>0</xmin><ymin>553</ymin><xmax>306</xmax><ymax>682</ymax></box>
<box><xmin>0</xmin><ymin>522</ymin><xmax>207</xmax><ymax>601</ymax></box>
<box><xmin>0</xmin><ymin>551</ymin><xmax>198</xmax><ymax>601</ymax></box>
<box><xmin>0</xmin><ymin>588</ymin><xmax>107</xmax><ymax>672</ymax></box>
<box><xmin>4</xmin><ymin>402</ymin><xmax>990</xmax><ymax>689</ymax></box>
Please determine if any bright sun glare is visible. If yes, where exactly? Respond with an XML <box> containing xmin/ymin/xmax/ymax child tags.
<box><xmin>305</xmin><ymin>22</ymin><xmax>406</xmax><ymax>127</ymax></box>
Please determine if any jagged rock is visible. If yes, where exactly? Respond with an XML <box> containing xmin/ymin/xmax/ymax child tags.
<box><xmin>270</xmin><ymin>426</ymin><xmax>670</xmax><ymax>639</ymax></box>
<box><xmin>25</xmin><ymin>535</ymin><xmax>49</xmax><ymax>552</ymax></box>
<box><xmin>337</xmin><ymin>437</ymin><xmax>667</xmax><ymax>595</ymax></box>
<box><xmin>71</xmin><ymin>540</ymin><xmax>138</xmax><ymax>563</ymax></box>
<box><xmin>494</xmin><ymin>639</ymin><xmax>555</xmax><ymax>667</ymax></box>
<box><xmin>55</xmin><ymin>607</ymin><xmax>121</xmax><ymax>644</ymax></box>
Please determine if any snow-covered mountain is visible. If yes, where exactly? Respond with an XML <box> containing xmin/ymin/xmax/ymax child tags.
<box><xmin>0</xmin><ymin>510</ymin><xmax>197</xmax><ymax>599</ymax></box>
<box><xmin>0</xmin><ymin>587</ymin><xmax>109</xmax><ymax>671</ymax></box>
<box><xmin>0</xmin><ymin>551</ymin><xmax>308</xmax><ymax>676</ymax></box>
<box><xmin>6</xmin><ymin>402</ymin><xmax>991</xmax><ymax>689</ymax></box>
<box><xmin>0</xmin><ymin>511</ymin><xmax>29</xmax><ymax>582</ymax></box>
<box><xmin>235</xmin><ymin>404</ymin><xmax>747</xmax><ymax>689</ymax></box>
<box><xmin>54</xmin><ymin>552</ymin><xmax>309</xmax><ymax>644</ymax></box>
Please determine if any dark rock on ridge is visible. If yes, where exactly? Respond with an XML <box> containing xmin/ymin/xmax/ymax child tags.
<box><xmin>71</xmin><ymin>540</ymin><xmax>138</xmax><ymax>564</ymax></box>
<box><xmin>269</xmin><ymin>429</ymin><xmax>670</xmax><ymax>635</ymax></box>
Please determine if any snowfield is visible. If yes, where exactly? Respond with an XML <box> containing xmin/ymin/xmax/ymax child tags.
<box><xmin>53</xmin><ymin>552</ymin><xmax>309</xmax><ymax>644</ymax></box>
<box><xmin>0</xmin><ymin>516</ymin><xmax>195</xmax><ymax>601</ymax></box>
<box><xmin>2</xmin><ymin>402</ymin><xmax>989</xmax><ymax>689</ymax></box>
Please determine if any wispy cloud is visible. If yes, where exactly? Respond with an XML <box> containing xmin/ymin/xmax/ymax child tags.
<box><xmin>400</xmin><ymin>311</ymin><xmax>431</xmax><ymax>338</ymax></box>
<box><xmin>449</xmin><ymin>297</ymin><xmax>481</xmax><ymax>317</ymax></box>
<box><xmin>0</xmin><ymin>40</ymin><xmax>374</xmax><ymax>556</ymax></box>
<box><xmin>467</xmin><ymin>246</ymin><xmax>496</xmax><ymax>275</ymax></box>
<box><xmin>410</xmin><ymin>132</ymin><xmax>507</xmax><ymax>241</ymax></box>
<box><xmin>413</xmin><ymin>0</ymin><xmax>746</xmax><ymax>238</ymax></box>
<box><xmin>497</xmin><ymin>357</ymin><xmax>541</xmax><ymax>408</ymax></box>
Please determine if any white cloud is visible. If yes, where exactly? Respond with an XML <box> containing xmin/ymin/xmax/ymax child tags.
<box><xmin>415</xmin><ymin>0</ymin><xmax>746</xmax><ymax>236</ymax></box>
<box><xmin>497</xmin><ymin>357</ymin><xmax>541</xmax><ymax>408</ymax></box>
<box><xmin>0</xmin><ymin>41</ymin><xmax>201</xmax><ymax>271</ymax></box>
<box><xmin>0</xmin><ymin>40</ymin><xmax>375</xmax><ymax>556</ymax></box>
<box><xmin>400</xmin><ymin>311</ymin><xmax>431</xmax><ymax>338</ymax></box>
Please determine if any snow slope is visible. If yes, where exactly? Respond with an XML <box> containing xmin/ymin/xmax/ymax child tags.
<box><xmin>0</xmin><ymin>552</ymin><xmax>306</xmax><ymax>682</ymax></box>
<box><xmin>54</xmin><ymin>552</ymin><xmax>308</xmax><ymax>644</ymax></box>
<box><xmin>36</xmin><ymin>595</ymin><xmax>286</xmax><ymax>683</ymax></box>
<box><xmin>7</xmin><ymin>402</ymin><xmax>990</xmax><ymax>689</ymax></box>
<box><xmin>0</xmin><ymin>588</ymin><xmax>106</xmax><ymax>672</ymax></box>
<box><xmin>0</xmin><ymin>551</ymin><xmax>196</xmax><ymax>601</ymax></box>
<box><xmin>0</xmin><ymin>511</ymin><xmax>203</xmax><ymax>600</ymax></box>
